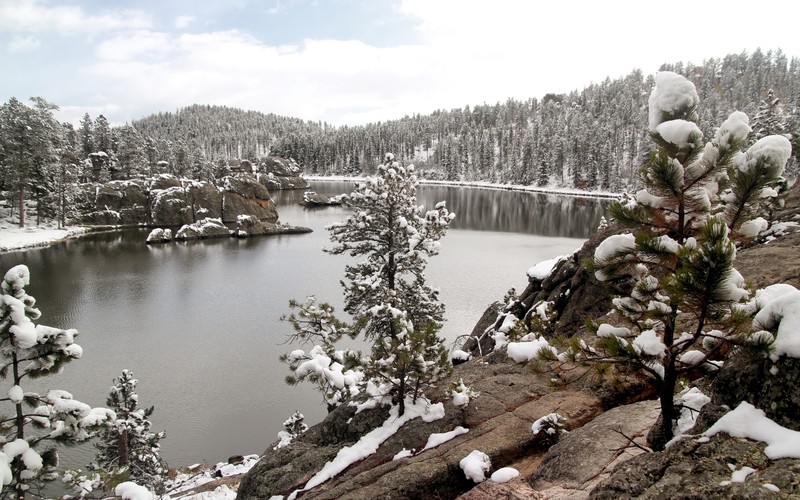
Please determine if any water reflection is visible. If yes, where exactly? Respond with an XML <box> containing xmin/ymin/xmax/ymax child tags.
<box><xmin>0</xmin><ymin>183</ymin><xmax>608</xmax><ymax>471</ymax></box>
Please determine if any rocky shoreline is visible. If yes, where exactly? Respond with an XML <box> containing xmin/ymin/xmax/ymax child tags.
<box><xmin>232</xmin><ymin>181</ymin><xmax>800</xmax><ymax>499</ymax></box>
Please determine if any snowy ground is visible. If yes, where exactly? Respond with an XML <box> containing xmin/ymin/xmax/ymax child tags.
<box><xmin>0</xmin><ymin>223</ymin><xmax>92</xmax><ymax>252</ymax></box>
<box><xmin>305</xmin><ymin>175</ymin><xmax>622</xmax><ymax>200</ymax></box>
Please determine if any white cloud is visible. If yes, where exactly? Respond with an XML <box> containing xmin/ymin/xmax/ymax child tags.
<box><xmin>7</xmin><ymin>35</ymin><xmax>41</xmax><ymax>53</ymax></box>
<box><xmin>20</xmin><ymin>0</ymin><xmax>800</xmax><ymax>127</ymax></box>
<box><xmin>174</xmin><ymin>15</ymin><xmax>196</xmax><ymax>29</ymax></box>
<box><xmin>0</xmin><ymin>0</ymin><xmax>151</xmax><ymax>35</ymax></box>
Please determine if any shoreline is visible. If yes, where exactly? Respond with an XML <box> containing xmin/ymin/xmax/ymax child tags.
<box><xmin>1</xmin><ymin>179</ymin><xmax>617</xmax><ymax>253</ymax></box>
<box><xmin>306</xmin><ymin>175</ymin><xmax>623</xmax><ymax>200</ymax></box>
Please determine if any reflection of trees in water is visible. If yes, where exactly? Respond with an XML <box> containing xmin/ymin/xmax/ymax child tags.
<box><xmin>417</xmin><ymin>186</ymin><xmax>609</xmax><ymax>238</ymax></box>
<box><xmin>305</xmin><ymin>181</ymin><xmax>610</xmax><ymax>239</ymax></box>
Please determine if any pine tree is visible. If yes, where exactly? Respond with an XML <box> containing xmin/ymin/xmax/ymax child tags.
<box><xmin>93</xmin><ymin>370</ymin><xmax>166</xmax><ymax>492</ymax></box>
<box><xmin>580</xmin><ymin>71</ymin><xmax>792</xmax><ymax>450</ymax></box>
<box><xmin>284</xmin><ymin>154</ymin><xmax>454</xmax><ymax>417</ymax></box>
<box><xmin>0</xmin><ymin>98</ymin><xmax>61</xmax><ymax>228</ymax></box>
<box><xmin>0</xmin><ymin>265</ymin><xmax>115</xmax><ymax>499</ymax></box>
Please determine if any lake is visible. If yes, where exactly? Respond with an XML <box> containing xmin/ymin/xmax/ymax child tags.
<box><xmin>0</xmin><ymin>181</ymin><xmax>608</xmax><ymax>470</ymax></box>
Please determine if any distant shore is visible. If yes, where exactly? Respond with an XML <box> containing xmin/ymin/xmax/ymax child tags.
<box><xmin>306</xmin><ymin>175</ymin><xmax>622</xmax><ymax>200</ymax></box>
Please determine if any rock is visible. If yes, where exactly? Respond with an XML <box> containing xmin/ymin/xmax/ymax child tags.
<box><xmin>227</xmin><ymin>455</ymin><xmax>245</xmax><ymax>465</ymax></box>
<box><xmin>82</xmin><ymin>209</ymin><xmax>121</xmax><ymax>225</ymax></box>
<box><xmin>237</xmin><ymin>354</ymin><xmax>627</xmax><ymax>499</ymax></box>
<box><xmin>148</xmin><ymin>174</ymin><xmax>182</xmax><ymax>191</ymax></box>
<box><xmin>222</xmin><ymin>192</ymin><xmax>278</xmax><ymax>223</ymax></box>
<box><xmin>175</xmin><ymin>218</ymin><xmax>231</xmax><ymax>240</ymax></box>
<box><xmin>255</xmin><ymin>156</ymin><xmax>310</xmax><ymax>190</ymax></box>
<box><xmin>221</xmin><ymin>174</ymin><xmax>272</xmax><ymax>201</ymax></box>
<box><xmin>301</xmin><ymin>191</ymin><xmax>345</xmax><ymax>207</ymax></box>
<box><xmin>458</xmin><ymin>477</ymin><xmax>545</xmax><ymax>499</ymax></box>
<box><xmin>234</xmin><ymin>215</ymin><xmax>312</xmax><ymax>237</ymax></box>
<box><xmin>146</xmin><ymin>228</ymin><xmax>172</xmax><ymax>244</ymax></box>
<box><xmin>151</xmin><ymin>186</ymin><xmax>193</xmax><ymax>226</ymax></box>
<box><xmin>711</xmin><ymin>355</ymin><xmax>800</xmax><ymax>432</ymax></box>
<box><xmin>530</xmin><ymin>400</ymin><xmax>661</xmax><ymax>499</ymax></box>
<box><xmin>463</xmin><ymin>302</ymin><xmax>503</xmax><ymax>357</ymax></box>
<box><xmin>590</xmin><ymin>434</ymin><xmax>800</xmax><ymax>499</ymax></box>
<box><xmin>184</xmin><ymin>180</ymin><xmax>223</xmax><ymax>220</ymax></box>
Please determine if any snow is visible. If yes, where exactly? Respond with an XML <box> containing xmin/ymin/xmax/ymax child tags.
<box><xmin>704</xmin><ymin>402</ymin><xmax>800</xmax><ymax>459</ymax></box>
<box><xmin>596</xmin><ymin>324</ymin><xmax>631</xmax><ymax>338</ymax></box>
<box><xmin>655</xmin><ymin>119</ymin><xmax>703</xmax><ymax>149</ymax></box>
<box><xmin>507</xmin><ymin>336</ymin><xmax>557</xmax><ymax>363</ymax></box>
<box><xmin>527</xmin><ymin>256</ymin><xmax>563</xmax><ymax>280</ymax></box>
<box><xmin>531</xmin><ymin>413</ymin><xmax>565</xmax><ymax>437</ymax></box>
<box><xmin>421</xmin><ymin>426</ymin><xmax>469</xmax><ymax>452</ymax></box>
<box><xmin>0</xmin><ymin>225</ymin><xmax>91</xmax><ymax>252</ymax></box>
<box><xmin>392</xmin><ymin>449</ymin><xmax>413</xmax><ymax>460</ymax></box>
<box><xmin>713</xmin><ymin>111</ymin><xmax>751</xmax><ymax>147</ymax></box>
<box><xmin>635</xmin><ymin>189</ymin><xmax>665</xmax><ymax>208</ymax></box>
<box><xmin>451</xmin><ymin>349</ymin><xmax>471</xmax><ymax>361</ymax></box>
<box><xmin>450</xmin><ymin>379</ymin><xmax>479</xmax><ymax>409</ymax></box>
<box><xmin>763</xmin><ymin>483</ymin><xmax>780</xmax><ymax>492</ymax></box>
<box><xmin>729</xmin><ymin>464</ymin><xmax>757</xmax><ymax>483</ymax></box>
<box><xmin>632</xmin><ymin>330</ymin><xmax>666</xmax><ymax>357</ymax></box>
<box><xmin>594</xmin><ymin>233</ymin><xmax>636</xmax><ymax>281</ymax></box>
<box><xmin>674</xmin><ymin>387</ymin><xmax>710</xmax><ymax>435</ymax></box>
<box><xmin>459</xmin><ymin>450</ymin><xmax>491</xmax><ymax>483</ymax></box>
<box><xmin>115</xmin><ymin>481</ymin><xmax>155</xmax><ymax>500</ymax></box>
<box><xmin>7</xmin><ymin>385</ymin><xmax>23</xmax><ymax>404</ymax></box>
<box><xmin>740</xmin><ymin>135</ymin><xmax>793</xmax><ymax>178</ymax></box>
<box><xmin>490</xmin><ymin>467</ymin><xmax>520</xmax><ymax>483</ymax></box>
<box><xmin>288</xmin><ymin>399</ymin><xmax>444</xmax><ymax>498</ymax></box>
<box><xmin>753</xmin><ymin>288</ymin><xmax>800</xmax><ymax>360</ymax></box>
<box><xmin>647</xmin><ymin>71</ymin><xmax>699</xmax><ymax>132</ymax></box>
<box><xmin>738</xmin><ymin>217</ymin><xmax>768</xmax><ymax>238</ymax></box>
<box><xmin>678</xmin><ymin>350</ymin><xmax>705</xmax><ymax>367</ymax></box>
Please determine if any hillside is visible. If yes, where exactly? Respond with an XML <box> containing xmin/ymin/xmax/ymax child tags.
<box><xmin>122</xmin><ymin>49</ymin><xmax>800</xmax><ymax>191</ymax></box>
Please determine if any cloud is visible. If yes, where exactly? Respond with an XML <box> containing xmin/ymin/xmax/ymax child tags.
<box><xmin>174</xmin><ymin>15</ymin><xmax>196</xmax><ymax>29</ymax></box>
<box><xmin>7</xmin><ymin>35</ymin><xmax>41</xmax><ymax>53</ymax></box>
<box><xmin>30</xmin><ymin>0</ymin><xmax>800</xmax><ymax>128</ymax></box>
<box><xmin>0</xmin><ymin>0</ymin><xmax>151</xmax><ymax>35</ymax></box>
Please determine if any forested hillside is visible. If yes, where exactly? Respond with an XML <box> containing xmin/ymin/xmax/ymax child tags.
<box><xmin>3</xmin><ymin>49</ymin><xmax>799</xmax><ymax>227</ymax></box>
<box><xmin>129</xmin><ymin>49</ymin><xmax>800</xmax><ymax>191</ymax></box>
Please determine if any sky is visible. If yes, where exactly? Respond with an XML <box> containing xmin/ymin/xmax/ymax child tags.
<box><xmin>1</xmin><ymin>0</ymin><xmax>799</xmax><ymax>127</ymax></box>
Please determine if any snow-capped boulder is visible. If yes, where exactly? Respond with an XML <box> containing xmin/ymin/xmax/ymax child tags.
<box><xmin>175</xmin><ymin>218</ymin><xmax>231</xmax><ymax>241</ymax></box>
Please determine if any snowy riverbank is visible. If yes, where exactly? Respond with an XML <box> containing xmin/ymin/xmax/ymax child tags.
<box><xmin>0</xmin><ymin>224</ymin><xmax>93</xmax><ymax>253</ymax></box>
<box><xmin>306</xmin><ymin>175</ymin><xmax>622</xmax><ymax>199</ymax></box>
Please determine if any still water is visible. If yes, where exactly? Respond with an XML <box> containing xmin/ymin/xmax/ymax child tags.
<box><xmin>0</xmin><ymin>182</ymin><xmax>608</xmax><ymax>469</ymax></box>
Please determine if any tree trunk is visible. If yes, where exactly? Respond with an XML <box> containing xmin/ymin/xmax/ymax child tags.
<box><xmin>118</xmin><ymin>428</ymin><xmax>130</xmax><ymax>466</ymax></box>
<box><xmin>18</xmin><ymin>188</ymin><xmax>25</xmax><ymax>228</ymax></box>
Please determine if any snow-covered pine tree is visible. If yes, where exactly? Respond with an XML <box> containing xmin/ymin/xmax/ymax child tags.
<box><xmin>283</xmin><ymin>154</ymin><xmax>455</xmax><ymax>417</ymax></box>
<box><xmin>92</xmin><ymin>370</ymin><xmax>166</xmax><ymax>492</ymax></box>
<box><xmin>582</xmin><ymin>71</ymin><xmax>792</xmax><ymax>450</ymax></box>
<box><xmin>0</xmin><ymin>265</ymin><xmax>115</xmax><ymax>499</ymax></box>
<box><xmin>281</xmin><ymin>296</ymin><xmax>363</xmax><ymax>411</ymax></box>
<box><xmin>326</xmin><ymin>153</ymin><xmax>454</xmax><ymax>416</ymax></box>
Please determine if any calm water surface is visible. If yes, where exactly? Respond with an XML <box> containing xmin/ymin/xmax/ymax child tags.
<box><xmin>0</xmin><ymin>182</ymin><xmax>608</xmax><ymax>469</ymax></box>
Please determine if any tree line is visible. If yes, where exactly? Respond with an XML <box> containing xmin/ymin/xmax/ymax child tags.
<box><xmin>2</xmin><ymin>49</ymin><xmax>799</xmax><ymax>229</ymax></box>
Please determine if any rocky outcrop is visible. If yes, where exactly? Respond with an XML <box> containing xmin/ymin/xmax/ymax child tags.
<box><xmin>236</xmin><ymin>347</ymin><xmax>654</xmax><ymax>499</ymax></box>
<box><xmin>590</xmin><ymin>434</ymin><xmax>800</xmax><ymax>499</ymax></box>
<box><xmin>529</xmin><ymin>400</ymin><xmax>660</xmax><ymax>499</ymax></box>
<box><xmin>76</xmin><ymin>174</ymin><xmax>279</xmax><ymax>227</ymax></box>
<box><xmin>256</xmin><ymin>156</ymin><xmax>310</xmax><ymax>190</ymax></box>
<box><xmin>175</xmin><ymin>218</ymin><xmax>232</xmax><ymax>241</ymax></box>
<box><xmin>234</xmin><ymin>215</ymin><xmax>312</xmax><ymax>237</ymax></box>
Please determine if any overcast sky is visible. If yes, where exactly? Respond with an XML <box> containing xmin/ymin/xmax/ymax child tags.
<box><xmin>1</xmin><ymin>0</ymin><xmax>799</xmax><ymax>127</ymax></box>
